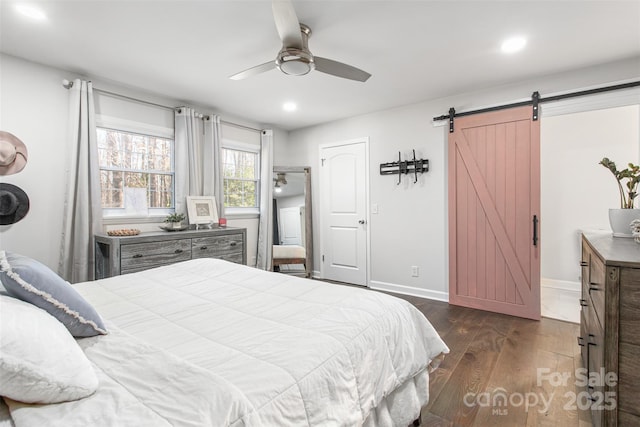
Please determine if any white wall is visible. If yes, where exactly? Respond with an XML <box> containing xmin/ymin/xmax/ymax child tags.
<box><xmin>541</xmin><ymin>105</ymin><xmax>640</xmax><ymax>283</ymax></box>
<box><xmin>0</xmin><ymin>53</ymin><xmax>282</xmax><ymax>271</ymax></box>
<box><xmin>283</xmin><ymin>56</ymin><xmax>640</xmax><ymax>301</ymax></box>
<box><xmin>0</xmin><ymin>54</ymin><xmax>70</xmax><ymax>270</ymax></box>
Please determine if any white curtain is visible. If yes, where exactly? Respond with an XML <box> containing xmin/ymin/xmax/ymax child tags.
<box><xmin>205</xmin><ymin>115</ymin><xmax>224</xmax><ymax>218</ymax></box>
<box><xmin>256</xmin><ymin>130</ymin><xmax>274</xmax><ymax>270</ymax></box>
<box><xmin>175</xmin><ymin>109</ymin><xmax>223</xmax><ymax>216</ymax></box>
<box><xmin>59</xmin><ymin>79</ymin><xmax>103</xmax><ymax>283</ymax></box>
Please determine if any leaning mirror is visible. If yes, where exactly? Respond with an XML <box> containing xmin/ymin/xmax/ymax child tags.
<box><xmin>271</xmin><ymin>166</ymin><xmax>312</xmax><ymax>277</ymax></box>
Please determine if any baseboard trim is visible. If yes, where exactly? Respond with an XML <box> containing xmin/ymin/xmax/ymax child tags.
<box><xmin>540</xmin><ymin>278</ymin><xmax>580</xmax><ymax>324</ymax></box>
<box><xmin>541</xmin><ymin>278</ymin><xmax>580</xmax><ymax>292</ymax></box>
<box><xmin>368</xmin><ymin>280</ymin><xmax>449</xmax><ymax>302</ymax></box>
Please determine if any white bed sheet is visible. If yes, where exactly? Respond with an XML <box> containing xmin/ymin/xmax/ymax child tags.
<box><xmin>4</xmin><ymin>259</ymin><xmax>448</xmax><ymax>426</ymax></box>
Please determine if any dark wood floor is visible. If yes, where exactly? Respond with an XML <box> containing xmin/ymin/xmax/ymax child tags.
<box><xmin>390</xmin><ymin>294</ymin><xmax>593</xmax><ymax>427</ymax></box>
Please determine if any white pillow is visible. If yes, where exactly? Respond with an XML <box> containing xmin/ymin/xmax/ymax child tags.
<box><xmin>0</xmin><ymin>295</ymin><xmax>98</xmax><ymax>403</ymax></box>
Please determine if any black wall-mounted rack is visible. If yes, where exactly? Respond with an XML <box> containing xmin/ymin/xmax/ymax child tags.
<box><xmin>379</xmin><ymin>150</ymin><xmax>429</xmax><ymax>184</ymax></box>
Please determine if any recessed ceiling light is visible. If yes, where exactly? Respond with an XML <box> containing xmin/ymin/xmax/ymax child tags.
<box><xmin>283</xmin><ymin>102</ymin><xmax>297</xmax><ymax>112</ymax></box>
<box><xmin>16</xmin><ymin>4</ymin><xmax>47</xmax><ymax>21</ymax></box>
<box><xmin>501</xmin><ymin>36</ymin><xmax>526</xmax><ymax>54</ymax></box>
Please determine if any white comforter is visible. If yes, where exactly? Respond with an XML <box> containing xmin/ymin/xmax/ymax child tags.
<box><xmin>5</xmin><ymin>259</ymin><xmax>448</xmax><ymax>426</ymax></box>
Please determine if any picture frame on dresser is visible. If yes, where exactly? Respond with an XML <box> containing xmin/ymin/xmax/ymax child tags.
<box><xmin>186</xmin><ymin>196</ymin><xmax>218</xmax><ymax>227</ymax></box>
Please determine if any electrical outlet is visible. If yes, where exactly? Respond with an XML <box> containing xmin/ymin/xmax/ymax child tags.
<box><xmin>411</xmin><ymin>266</ymin><xmax>419</xmax><ymax>277</ymax></box>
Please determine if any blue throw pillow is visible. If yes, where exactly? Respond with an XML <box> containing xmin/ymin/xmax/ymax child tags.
<box><xmin>0</xmin><ymin>251</ymin><xmax>107</xmax><ymax>337</ymax></box>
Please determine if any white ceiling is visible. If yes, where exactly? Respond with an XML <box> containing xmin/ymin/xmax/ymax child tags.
<box><xmin>1</xmin><ymin>1</ymin><xmax>639</xmax><ymax>131</ymax></box>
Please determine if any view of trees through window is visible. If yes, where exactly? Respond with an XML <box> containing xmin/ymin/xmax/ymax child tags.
<box><xmin>223</xmin><ymin>148</ymin><xmax>258</xmax><ymax>208</ymax></box>
<box><xmin>97</xmin><ymin>128</ymin><xmax>174</xmax><ymax>211</ymax></box>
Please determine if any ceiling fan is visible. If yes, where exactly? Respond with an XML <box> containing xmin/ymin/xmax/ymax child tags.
<box><xmin>229</xmin><ymin>0</ymin><xmax>371</xmax><ymax>82</ymax></box>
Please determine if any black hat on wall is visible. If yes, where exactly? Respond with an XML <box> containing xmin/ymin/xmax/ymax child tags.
<box><xmin>0</xmin><ymin>183</ymin><xmax>30</xmax><ymax>225</ymax></box>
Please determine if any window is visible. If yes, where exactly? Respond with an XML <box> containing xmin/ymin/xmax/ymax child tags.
<box><xmin>222</xmin><ymin>145</ymin><xmax>259</xmax><ymax>212</ymax></box>
<box><xmin>97</xmin><ymin>127</ymin><xmax>175</xmax><ymax>217</ymax></box>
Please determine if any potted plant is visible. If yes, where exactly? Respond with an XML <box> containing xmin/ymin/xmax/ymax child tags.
<box><xmin>164</xmin><ymin>212</ymin><xmax>186</xmax><ymax>229</ymax></box>
<box><xmin>599</xmin><ymin>157</ymin><xmax>640</xmax><ymax>237</ymax></box>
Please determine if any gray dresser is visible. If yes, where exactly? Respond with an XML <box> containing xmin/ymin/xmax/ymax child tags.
<box><xmin>579</xmin><ymin>232</ymin><xmax>640</xmax><ymax>427</ymax></box>
<box><xmin>95</xmin><ymin>227</ymin><xmax>246</xmax><ymax>279</ymax></box>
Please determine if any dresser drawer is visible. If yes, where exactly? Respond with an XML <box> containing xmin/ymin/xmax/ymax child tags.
<box><xmin>588</xmin><ymin>255</ymin><xmax>606</xmax><ymax>330</ymax></box>
<box><xmin>121</xmin><ymin>239</ymin><xmax>192</xmax><ymax>272</ymax></box>
<box><xmin>587</xmin><ymin>319</ymin><xmax>605</xmax><ymax>427</ymax></box>
<box><xmin>191</xmin><ymin>234</ymin><xmax>243</xmax><ymax>259</ymax></box>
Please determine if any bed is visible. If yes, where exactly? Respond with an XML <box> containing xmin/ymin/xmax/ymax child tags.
<box><xmin>0</xmin><ymin>254</ymin><xmax>449</xmax><ymax>426</ymax></box>
<box><xmin>272</xmin><ymin>244</ymin><xmax>307</xmax><ymax>275</ymax></box>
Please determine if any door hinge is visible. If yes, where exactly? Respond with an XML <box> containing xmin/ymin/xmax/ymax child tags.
<box><xmin>322</xmin><ymin>254</ymin><xmax>325</xmax><ymax>262</ymax></box>
<box><xmin>321</xmin><ymin>158</ymin><xmax>326</xmax><ymax>166</ymax></box>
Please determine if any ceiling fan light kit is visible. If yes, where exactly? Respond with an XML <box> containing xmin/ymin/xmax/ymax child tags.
<box><xmin>230</xmin><ymin>0</ymin><xmax>371</xmax><ymax>82</ymax></box>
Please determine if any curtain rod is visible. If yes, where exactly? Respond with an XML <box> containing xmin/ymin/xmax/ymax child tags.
<box><xmin>62</xmin><ymin>79</ymin><xmax>262</xmax><ymax>131</ymax></box>
<box><xmin>220</xmin><ymin>120</ymin><xmax>261</xmax><ymax>133</ymax></box>
<box><xmin>432</xmin><ymin>80</ymin><xmax>640</xmax><ymax>122</ymax></box>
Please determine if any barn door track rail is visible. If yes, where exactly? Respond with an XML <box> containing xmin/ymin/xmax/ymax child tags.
<box><xmin>379</xmin><ymin>150</ymin><xmax>429</xmax><ymax>184</ymax></box>
<box><xmin>433</xmin><ymin>80</ymin><xmax>640</xmax><ymax>132</ymax></box>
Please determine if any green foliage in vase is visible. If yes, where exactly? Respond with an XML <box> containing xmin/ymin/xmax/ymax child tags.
<box><xmin>599</xmin><ymin>157</ymin><xmax>640</xmax><ymax>209</ymax></box>
<box><xmin>164</xmin><ymin>212</ymin><xmax>186</xmax><ymax>223</ymax></box>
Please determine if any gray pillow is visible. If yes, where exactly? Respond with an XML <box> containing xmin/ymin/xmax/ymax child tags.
<box><xmin>0</xmin><ymin>251</ymin><xmax>107</xmax><ymax>337</ymax></box>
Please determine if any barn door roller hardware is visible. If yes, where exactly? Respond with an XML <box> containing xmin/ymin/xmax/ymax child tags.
<box><xmin>379</xmin><ymin>150</ymin><xmax>429</xmax><ymax>184</ymax></box>
<box><xmin>433</xmin><ymin>81</ymin><xmax>640</xmax><ymax>133</ymax></box>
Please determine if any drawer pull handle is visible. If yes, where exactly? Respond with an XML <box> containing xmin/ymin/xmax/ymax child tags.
<box><xmin>175</xmin><ymin>249</ymin><xmax>183</xmax><ymax>254</ymax></box>
<box><xmin>580</xmin><ymin>261</ymin><xmax>588</xmax><ymax>267</ymax></box>
<box><xmin>588</xmin><ymin>333</ymin><xmax>597</xmax><ymax>346</ymax></box>
<box><xmin>133</xmin><ymin>254</ymin><xmax>143</xmax><ymax>258</ymax></box>
<box><xmin>230</xmin><ymin>242</ymin><xmax>237</xmax><ymax>246</ymax></box>
<box><xmin>589</xmin><ymin>285</ymin><xmax>599</xmax><ymax>292</ymax></box>
<box><xmin>577</xmin><ymin>336</ymin><xmax>585</xmax><ymax>347</ymax></box>
<box><xmin>200</xmin><ymin>246</ymin><xmax>208</xmax><ymax>250</ymax></box>
<box><xmin>579</xmin><ymin>299</ymin><xmax>588</xmax><ymax>307</ymax></box>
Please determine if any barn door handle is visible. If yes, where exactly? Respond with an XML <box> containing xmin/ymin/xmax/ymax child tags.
<box><xmin>532</xmin><ymin>215</ymin><xmax>538</xmax><ymax>246</ymax></box>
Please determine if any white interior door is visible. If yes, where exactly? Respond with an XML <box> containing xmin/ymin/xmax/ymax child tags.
<box><xmin>320</xmin><ymin>140</ymin><xmax>368</xmax><ymax>286</ymax></box>
<box><xmin>279</xmin><ymin>207</ymin><xmax>302</xmax><ymax>245</ymax></box>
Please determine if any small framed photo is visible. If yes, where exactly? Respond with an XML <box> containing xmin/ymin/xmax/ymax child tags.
<box><xmin>186</xmin><ymin>196</ymin><xmax>219</xmax><ymax>225</ymax></box>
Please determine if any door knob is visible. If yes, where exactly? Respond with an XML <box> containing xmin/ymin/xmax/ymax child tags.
<box><xmin>358</xmin><ymin>219</ymin><xmax>366</xmax><ymax>224</ymax></box>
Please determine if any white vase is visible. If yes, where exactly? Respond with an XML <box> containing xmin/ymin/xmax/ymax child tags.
<box><xmin>608</xmin><ymin>209</ymin><xmax>640</xmax><ymax>237</ymax></box>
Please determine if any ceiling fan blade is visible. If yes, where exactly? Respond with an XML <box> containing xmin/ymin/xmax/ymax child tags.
<box><xmin>229</xmin><ymin>61</ymin><xmax>276</xmax><ymax>80</ymax></box>
<box><xmin>314</xmin><ymin>57</ymin><xmax>371</xmax><ymax>82</ymax></box>
<box><xmin>272</xmin><ymin>0</ymin><xmax>303</xmax><ymax>49</ymax></box>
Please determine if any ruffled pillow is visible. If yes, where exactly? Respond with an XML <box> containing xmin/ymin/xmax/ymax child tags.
<box><xmin>0</xmin><ymin>251</ymin><xmax>107</xmax><ymax>337</ymax></box>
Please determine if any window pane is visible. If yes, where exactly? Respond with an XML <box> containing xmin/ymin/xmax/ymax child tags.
<box><xmin>222</xmin><ymin>147</ymin><xmax>259</xmax><ymax>209</ymax></box>
<box><xmin>241</xmin><ymin>153</ymin><xmax>255</xmax><ymax>179</ymax></box>
<box><xmin>100</xmin><ymin>170</ymin><xmax>123</xmax><ymax>208</ymax></box>
<box><xmin>243</xmin><ymin>181</ymin><xmax>256</xmax><ymax>206</ymax></box>
<box><xmin>149</xmin><ymin>174</ymin><xmax>173</xmax><ymax>208</ymax></box>
<box><xmin>97</xmin><ymin>127</ymin><xmax>175</xmax><ymax>213</ymax></box>
<box><xmin>124</xmin><ymin>172</ymin><xmax>148</xmax><ymax>188</ymax></box>
<box><xmin>148</xmin><ymin>138</ymin><xmax>172</xmax><ymax>172</ymax></box>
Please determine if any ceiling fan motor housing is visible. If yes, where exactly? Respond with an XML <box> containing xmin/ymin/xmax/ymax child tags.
<box><xmin>276</xmin><ymin>48</ymin><xmax>315</xmax><ymax>75</ymax></box>
<box><xmin>276</xmin><ymin>23</ymin><xmax>315</xmax><ymax>76</ymax></box>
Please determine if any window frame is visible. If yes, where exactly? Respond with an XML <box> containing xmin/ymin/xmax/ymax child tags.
<box><xmin>96</xmin><ymin>115</ymin><xmax>176</xmax><ymax>221</ymax></box>
<box><xmin>222</xmin><ymin>139</ymin><xmax>261</xmax><ymax>216</ymax></box>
